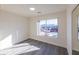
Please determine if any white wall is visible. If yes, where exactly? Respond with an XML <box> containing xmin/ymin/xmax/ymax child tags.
<box><xmin>29</xmin><ymin>10</ymin><xmax>67</xmax><ymax>48</ymax></box>
<box><xmin>66</xmin><ymin>4</ymin><xmax>77</xmax><ymax>55</ymax></box>
<box><xmin>0</xmin><ymin>10</ymin><xmax>29</xmax><ymax>44</ymax></box>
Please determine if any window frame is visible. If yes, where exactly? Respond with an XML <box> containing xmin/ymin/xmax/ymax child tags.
<box><xmin>36</xmin><ymin>18</ymin><xmax>59</xmax><ymax>38</ymax></box>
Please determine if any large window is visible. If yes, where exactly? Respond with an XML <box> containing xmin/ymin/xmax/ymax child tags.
<box><xmin>37</xmin><ymin>18</ymin><xmax>58</xmax><ymax>38</ymax></box>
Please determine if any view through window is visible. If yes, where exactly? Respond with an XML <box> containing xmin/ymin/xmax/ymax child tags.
<box><xmin>37</xmin><ymin>18</ymin><xmax>58</xmax><ymax>38</ymax></box>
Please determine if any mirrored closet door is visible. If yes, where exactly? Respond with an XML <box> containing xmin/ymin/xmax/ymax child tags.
<box><xmin>72</xmin><ymin>5</ymin><xmax>79</xmax><ymax>55</ymax></box>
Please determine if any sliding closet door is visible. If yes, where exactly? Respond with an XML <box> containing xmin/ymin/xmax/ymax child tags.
<box><xmin>72</xmin><ymin>5</ymin><xmax>79</xmax><ymax>54</ymax></box>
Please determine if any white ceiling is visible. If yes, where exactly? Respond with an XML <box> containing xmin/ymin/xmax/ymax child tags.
<box><xmin>0</xmin><ymin>4</ymin><xmax>68</xmax><ymax>17</ymax></box>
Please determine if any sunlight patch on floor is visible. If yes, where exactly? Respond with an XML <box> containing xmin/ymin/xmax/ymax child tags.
<box><xmin>0</xmin><ymin>35</ymin><xmax>12</xmax><ymax>50</ymax></box>
<box><xmin>0</xmin><ymin>43</ymin><xmax>40</xmax><ymax>55</ymax></box>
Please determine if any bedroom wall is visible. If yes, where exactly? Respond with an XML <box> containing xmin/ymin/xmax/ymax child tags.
<box><xmin>28</xmin><ymin>10</ymin><xmax>67</xmax><ymax>48</ymax></box>
<box><xmin>0</xmin><ymin>10</ymin><xmax>29</xmax><ymax>45</ymax></box>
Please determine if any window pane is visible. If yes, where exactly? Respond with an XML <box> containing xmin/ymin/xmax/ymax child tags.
<box><xmin>37</xmin><ymin>19</ymin><xmax>58</xmax><ymax>38</ymax></box>
<box><xmin>46</xmin><ymin>19</ymin><xmax>58</xmax><ymax>37</ymax></box>
<box><xmin>37</xmin><ymin>20</ymin><xmax>46</xmax><ymax>36</ymax></box>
